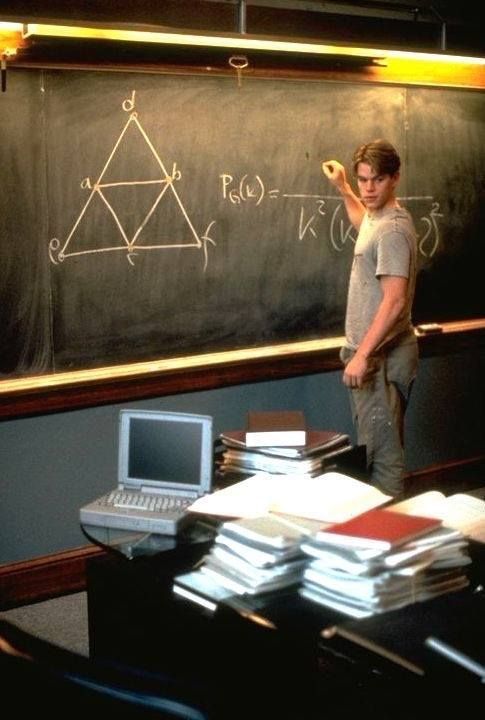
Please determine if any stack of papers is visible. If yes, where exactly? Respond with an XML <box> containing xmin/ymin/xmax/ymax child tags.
<box><xmin>177</xmin><ymin>480</ymin><xmax>483</xmax><ymax>616</ymax></box>
<box><xmin>217</xmin><ymin>428</ymin><xmax>352</xmax><ymax>479</ymax></box>
<box><xmin>173</xmin><ymin>514</ymin><xmax>319</xmax><ymax>611</ymax></box>
<box><xmin>300</xmin><ymin>508</ymin><xmax>471</xmax><ymax>618</ymax></box>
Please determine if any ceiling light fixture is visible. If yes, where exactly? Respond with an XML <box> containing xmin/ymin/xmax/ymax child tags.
<box><xmin>21</xmin><ymin>23</ymin><xmax>485</xmax><ymax>68</ymax></box>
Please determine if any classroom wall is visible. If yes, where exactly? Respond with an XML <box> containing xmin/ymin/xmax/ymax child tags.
<box><xmin>0</xmin><ymin>347</ymin><xmax>483</xmax><ymax>565</ymax></box>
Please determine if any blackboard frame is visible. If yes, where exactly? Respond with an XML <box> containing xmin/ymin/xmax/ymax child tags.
<box><xmin>0</xmin><ymin>320</ymin><xmax>483</xmax><ymax>420</ymax></box>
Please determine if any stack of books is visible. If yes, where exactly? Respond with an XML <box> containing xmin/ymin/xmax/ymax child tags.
<box><xmin>299</xmin><ymin>507</ymin><xmax>472</xmax><ymax>618</ymax></box>
<box><xmin>217</xmin><ymin>427</ymin><xmax>352</xmax><ymax>480</ymax></box>
<box><xmin>173</xmin><ymin>514</ymin><xmax>319</xmax><ymax>612</ymax></box>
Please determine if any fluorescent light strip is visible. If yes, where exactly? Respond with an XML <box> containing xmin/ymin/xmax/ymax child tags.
<box><xmin>23</xmin><ymin>23</ymin><xmax>485</xmax><ymax>67</ymax></box>
<box><xmin>0</xmin><ymin>22</ymin><xmax>23</xmax><ymax>31</ymax></box>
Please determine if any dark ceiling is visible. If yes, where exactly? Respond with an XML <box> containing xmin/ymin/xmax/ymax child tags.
<box><xmin>1</xmin><ymin>1</ymin><xmax>483</xmax><ymax>63</ymax></box>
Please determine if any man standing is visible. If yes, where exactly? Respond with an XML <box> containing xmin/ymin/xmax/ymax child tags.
<box><xmin>322</xmin><ymin>139</ymin><xmax>418</xmax><ymax>497</ymax></box>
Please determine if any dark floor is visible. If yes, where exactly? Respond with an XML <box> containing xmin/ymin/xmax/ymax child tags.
<box><xmin>0</xmin><ymin>591</ymin><xmax>89</xmax><ymax>656</ymax></box>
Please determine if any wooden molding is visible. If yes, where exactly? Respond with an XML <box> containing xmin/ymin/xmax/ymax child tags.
<box><xmin>0</xmin><ymin>545</ymin><xmax>106</xmax><ymax>611</ymax></box>
<box><xmin>1</xmin><ymin>320</ymin><xmax>484</xmax><ymax>420</ymax></box>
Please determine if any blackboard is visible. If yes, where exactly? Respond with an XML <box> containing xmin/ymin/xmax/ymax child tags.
<box><xmin>1</xmin><ymin>68</ymin><xmax>484</xmax><ymax>378</ymax></box>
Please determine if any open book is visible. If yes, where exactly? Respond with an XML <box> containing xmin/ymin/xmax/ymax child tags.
<box><xmin>188</xmin><ymin>471</ymin><xmax>391</xmax><ymax>524</ymax></box>
<box><xmin>388</xmin><ymin>491</ymin><xmax>485</xmax><ymax>542</ymax></box>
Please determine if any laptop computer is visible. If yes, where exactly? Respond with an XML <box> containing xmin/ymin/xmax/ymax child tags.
<box><xmin>80</xmin><ymin>409</ymin><xmax>213</xmax><ymax>535</ymax></box>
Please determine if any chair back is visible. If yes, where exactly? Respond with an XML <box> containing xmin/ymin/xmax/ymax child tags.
<box><xmin>0</xmin><ymin>619</ymin><xmax>209</xmax><ymax>719</ymax></box>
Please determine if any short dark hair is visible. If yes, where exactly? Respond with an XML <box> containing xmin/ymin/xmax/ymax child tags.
<box><xmin>352</xmin><ymin>139</ymin><xmax>401</xmax><ymax>177</ymax></box>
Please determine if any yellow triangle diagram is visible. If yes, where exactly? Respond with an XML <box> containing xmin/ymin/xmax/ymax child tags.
<box><xmin>49</xmin><ymin>94</ymin><xmax>215</xmax><ymax>268</ymax></box>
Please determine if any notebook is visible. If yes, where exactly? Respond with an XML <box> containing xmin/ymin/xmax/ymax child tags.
<box><xmin>79</xmin><ymin>409</ymin><xmax>213</xmax><ymax>535</ymax></box>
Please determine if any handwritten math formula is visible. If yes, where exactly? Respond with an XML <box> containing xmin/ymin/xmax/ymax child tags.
<box><xmin>220</xmin><ymin>172</ymin><xmax>443</xmax><ymax>258</ymax></box>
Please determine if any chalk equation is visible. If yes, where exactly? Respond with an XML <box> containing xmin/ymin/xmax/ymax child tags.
<box><xmin>220</xmin><ymin>173</ymin><xmax>443</xmax><ymax>258</ymax></box>
<box><xmin>49</xmin><ymin>91</ymin><xmax>216</xmax><ymax>269</ymax></box>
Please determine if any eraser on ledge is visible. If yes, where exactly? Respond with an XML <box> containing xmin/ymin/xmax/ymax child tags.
<box><xmin>416</xmin><ymin>323</ymin><xmax>443</xmax><ymax>334</ymax></box>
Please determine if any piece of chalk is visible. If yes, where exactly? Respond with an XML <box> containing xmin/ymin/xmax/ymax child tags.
<box><xmin>416</xmin><ymin>323</ymin><xmax>443</xmax><ymax>334</ymax></box>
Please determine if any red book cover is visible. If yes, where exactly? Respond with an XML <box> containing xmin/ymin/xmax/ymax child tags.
<box><xmin>316</xmin><ymin>508</ymin><xmax>442</xmax><ymax>550</ymax></box>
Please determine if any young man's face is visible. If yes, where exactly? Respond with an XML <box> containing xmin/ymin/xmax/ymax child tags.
<box><xmin>356</xmin><ymin>162</ymin><xmax>399</xmax><ymax>213</ymax></box>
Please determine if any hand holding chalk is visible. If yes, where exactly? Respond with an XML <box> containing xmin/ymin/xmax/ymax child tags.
<box><xmin>322</xmin><ymin>160</ymin><xmax>347</xmax><ymax>190</ymax></box>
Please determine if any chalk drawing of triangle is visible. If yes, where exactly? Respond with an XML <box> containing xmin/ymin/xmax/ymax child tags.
<box><xmin>58</xmin><ymin>112</ymin><xmax>202</xmax><ymax>260</ymax></box>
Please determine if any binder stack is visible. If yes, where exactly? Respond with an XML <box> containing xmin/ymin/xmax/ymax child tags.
<box><xmin>173</xmin><ymin>514</ymin><xmax>319</xmax><ymax>611</ymax></box>
<box><xmin>299</xmin><ymin>507</ymin><xmax>472</xmax><ymax>618</ymax></box>
<box><xmin>216</xmin><ymin>427</ymin><xmax>352</xmax><ymax>481</ymax></box>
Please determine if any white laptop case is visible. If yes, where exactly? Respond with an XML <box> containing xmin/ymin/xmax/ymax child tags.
<box><xmin>80</xmin><ymin>409</ymin><xmax>213</xmax><ymax>535</ymax></box>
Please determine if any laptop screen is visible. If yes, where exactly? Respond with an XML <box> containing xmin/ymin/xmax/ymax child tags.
<box><xmin>118</xmin><ymin>409</ymin><xmax>213</xmax><ymax>494</ymax></box>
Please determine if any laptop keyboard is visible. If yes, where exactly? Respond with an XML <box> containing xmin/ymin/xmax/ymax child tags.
<box><xmin>104</xmin><ymin>490</ymin><xmax>192</xmax><ymax>513</ymax></box>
